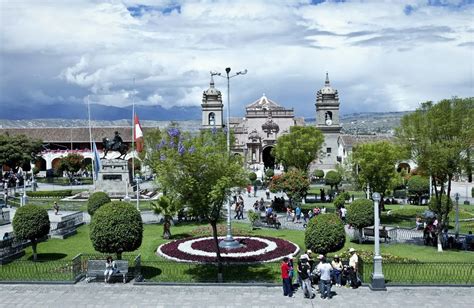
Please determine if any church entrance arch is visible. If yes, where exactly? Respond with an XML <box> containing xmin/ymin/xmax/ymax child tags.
<box><xmin>262</xmin><ymin>146</ymin><xmax>275</xmax><ymax>170</ymax></box>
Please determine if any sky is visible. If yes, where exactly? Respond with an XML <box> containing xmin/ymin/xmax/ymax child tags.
<box><xmin>0</xmin><ymin>0</ymin><xmax>473</xmax><ymax>119</ymax></box>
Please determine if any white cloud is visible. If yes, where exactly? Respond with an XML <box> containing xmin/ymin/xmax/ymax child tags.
<box><xmin>0</xmin><ymin>0</ymin><xmax>472</xmax><ymax>117</ymax></box>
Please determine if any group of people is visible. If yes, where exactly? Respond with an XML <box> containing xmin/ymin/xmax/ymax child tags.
<box><xmin>281</xmin><ymin>248</ymin><xmax>360</xmax><ymax>300</ymax></box>
<box><xmin>285</xmin><ymin>205</ymin><xmax>329</xmax><ymax>224</ymax></box>
<box><xmin>233</xmin><ymin>195</ymin><xmax>245</xmax><ymax>220</ymax></box>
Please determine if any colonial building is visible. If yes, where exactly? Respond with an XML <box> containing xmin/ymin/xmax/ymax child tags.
<box><xmin>231</xmin><ymin>94</ymin><xmax>304</xmax><ymax>169</ymax></box>
<box><xmin>201</xmin><ymin>75</ymin><xmax>224</xmax><ymax>129</ymax></box>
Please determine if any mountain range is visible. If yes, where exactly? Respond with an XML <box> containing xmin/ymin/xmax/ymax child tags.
<box><xmin>0</xmin><ymin>102</ymin><xmax>201</xmax><ymax>121</ymax></box>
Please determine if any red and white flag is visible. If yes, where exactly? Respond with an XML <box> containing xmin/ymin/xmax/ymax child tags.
<box><xmin>134</xmin><ymin>114</ymin><xmax>144</xmax><ymax>153</ymax></box>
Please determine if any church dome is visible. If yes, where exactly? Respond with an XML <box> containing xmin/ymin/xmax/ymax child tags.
<box><xmin>202</xmin><ymin>75</ymin><xmax>222</xmax><ymax>102</ymax></box>
<box><xmin>262</xmin><ymin>113</ymin><xmax>279</xmax><ymax>133</ymax></box>
<box><xmin>316</xmin><ymin>72</ymin><xmax>339</xmax><ymax>101</ymax></box>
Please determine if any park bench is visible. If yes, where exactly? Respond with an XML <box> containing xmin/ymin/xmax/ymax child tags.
<box><xmin>257</xmin><ymin>213</ymin><xmax>281</xmax><ymax>229</ymax></box>
<box><xmin>363</xmin><ymin>227</ymin><xmax>391</xmax><ymax>242</ymax></box>
<box><xmin>86</xmin><ymin>259</ymin><xmax>129</xmax><ymax>283</ymax></box>
<box><xmin>304</xmin><ymin>194</ymin><xmax>318</xmax><ymax>204</ymax></box>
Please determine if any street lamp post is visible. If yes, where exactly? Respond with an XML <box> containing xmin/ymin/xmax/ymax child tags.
<box><xmin>370</xmin><ymin>192</ymin><xmax>386</xmax><ymax>291</ymax></box>
<box><xmin>135</xmin><ymin>175</ymin><xmax>140</xmax><ymax>212</ymax></box>
<box><xmin>455</xmin><ymin>192</ymin><xmax>460</xmax><ymax>239</ymax></box>
<box><xmin>212</xmin><ymin>67</ymin><xmax>247</xmax><ymax>249</ymax></box>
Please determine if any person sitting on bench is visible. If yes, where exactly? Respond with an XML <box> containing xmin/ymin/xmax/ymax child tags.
<box><xmin>104</xmin><ymin>256</ymin><xmax>117</xmax><ymax>283</ymax></box>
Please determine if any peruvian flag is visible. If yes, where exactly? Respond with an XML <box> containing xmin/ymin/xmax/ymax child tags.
<box><xmin>134</xmin><ymin>113</ymin><xmax>144</xmax><ymax>153</ymax></box>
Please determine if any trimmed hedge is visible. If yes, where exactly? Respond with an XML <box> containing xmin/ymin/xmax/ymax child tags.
<box><xmin>305</xmin><ymin>213</ymin><xmax>345</xmax><ymax>255</ymax></box>
<box><xmin>393</xmin><ymin>190</ymin><xmax>407</xmax><ymax>199</ymax></box>
<box><xmin>87</xmin><ymin>191</ymin><xmax>111</xmax><ymax>216</ymax></box>
<box><xmin>248</xmin><ymin>172</ymin><xmax>257</xmax><ymax>182</ymax></box>
<box><xmin>26</xmin><ymin>190</ymin><xmax>73</xmax><ymax>198</ymax></box>
<box><xmin>347</xmin><ymin>199</ymin><xmax>374</xmax><ymax>243</ymax></box>
<box><xmin>90</xmin><ymin>201</ymin><xmax>143</xmax><ymax>259</ymax></box>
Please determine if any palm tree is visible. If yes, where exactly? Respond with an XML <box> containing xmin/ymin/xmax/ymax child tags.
<box><xmin>151</xmin><ymin>195</ymin><xmax>181</xmax><ymax>239</ymax></box>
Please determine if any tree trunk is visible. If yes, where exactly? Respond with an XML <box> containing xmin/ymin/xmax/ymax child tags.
<box><xmin>116</xmin><ymin>251</ymin><xmax>122</xmax><ymax>260</ymax></box>
<box><xmin>210</xmin><ymin>221</ymin><xmax>223</xmax><ymax>282</ymax></box>
<box><xmin>358</xmin><ymin>228</ymin><xmax>363</xmax><ymax>244</ymax></box>
<box><xmin>163</xmin><ymin>216</ymin><xmax>171</xmax><ymax>239</ymax></box>
<box><xmin>32</xmin><ymin>240</ymin><xmax>38</xmax><ymax>261</ymax></box>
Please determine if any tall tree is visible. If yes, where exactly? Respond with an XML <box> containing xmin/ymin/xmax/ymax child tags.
<box><xmin>352</xmin><ymin>141</ymin><xmax>400</xmax><ymax>210</ymax></box>
<box><xmin>58</xmin><ymin>153</ymin><xmax>84</xmax><ymax>180</ymax></box>
<box><xmin>0</xmin><ymin>134</ymin><xmax>43</xmax><ymax>172</ymax></box>
<box><xmin>148</xmin><ymin>127</ymin><xmax>246</xmax><ymax>277</ymax></box>
<box><xmin>272</xmin><ymin>126</ymin><xmax>324</xmax><ymax>172</ymax></box>
<box><xmin>269</xmin><ymin>168</ymin><xmax>310</xmax><ymax>205</ymax></box>
<box><xmin>397</xmin><ymin>98</ymin><xmax>474</xmax><ymax>252</ymax></box>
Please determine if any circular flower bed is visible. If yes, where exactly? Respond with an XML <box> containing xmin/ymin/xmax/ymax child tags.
<box><xmin>157</xmin><ymin>236</ymin><xmax>299</xmax><ymax>263</ymax></box>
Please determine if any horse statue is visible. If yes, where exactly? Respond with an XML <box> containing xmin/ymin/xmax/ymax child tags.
<box><xmin>102</xmin><ymin>131</ymin><xmax>129</xmax><ymax>159</ymax></box>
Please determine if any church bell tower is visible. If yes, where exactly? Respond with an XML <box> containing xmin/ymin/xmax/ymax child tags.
<box><xmin>201</xmin><ymin>74</ymin><xmax>224</xmax><ymax>129</ymax></box>
<box><xmin>315</xmin><ymin>73</ymin><xmax>342</xmax><ymax>170</ymax></box>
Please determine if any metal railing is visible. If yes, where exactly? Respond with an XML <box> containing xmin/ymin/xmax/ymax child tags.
<box><xmin>360</xmin><ymin>261</ymin><xmax>474</xmax><ymax>285</ymax></box>
<box><xmin>1</xmin><ymin>256</ymin><xmax>473</xmax><ymax>285</ymax></box>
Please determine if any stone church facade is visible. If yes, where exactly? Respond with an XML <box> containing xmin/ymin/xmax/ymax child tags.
<box><xmin>200</xmin><ymin>73</ymin><xmax>342</xmax><ymax>172</ymax></box>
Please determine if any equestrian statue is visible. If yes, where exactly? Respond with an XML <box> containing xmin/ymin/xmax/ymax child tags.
<box><xmin>102</xmin><ymin>131</ymin><xmax>128</xmax><ymax>159</ymax></box>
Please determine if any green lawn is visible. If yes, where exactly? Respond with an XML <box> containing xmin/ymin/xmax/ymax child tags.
<box><xmin>2</xmin><ymin>220</ymin><xmax>472</xmax><ymax>283</ymax></box>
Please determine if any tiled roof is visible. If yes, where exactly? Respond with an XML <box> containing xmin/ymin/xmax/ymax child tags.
<box><xmin>339</xmin><ymin>134</ymin><xmax>394</xmax><ymax>147</ymax></box>
<box><xmin>0</xmin><ymin>127</ymin><xmax>156</xmax><ymax>143</ymax></box>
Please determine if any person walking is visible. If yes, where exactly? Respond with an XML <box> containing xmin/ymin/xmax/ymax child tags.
<box><xmin>53</xmin><ymin>201</ymin><xmax>59</xmax><ymax>215</ymax></box>
<box><xmin>340</xmin><ymin>205</ymin><xmax>347</xmax><ymax>223</ymax></box>
<box><xmin>295</xmin><ymin>206</ymin><xmax>301</xmax><ymax>223</ymax></box>
<box><xmin>237</xmin><ymin>196</ymin><xmax>244</xmax><ymax>220</ymax></box>
<box><xmin>316</xmin><ymin>255</ymin><xmax>333</xmax><ymax>299</ymax></box>
<box><xmin>281</xmin><ymin>257</ymin><xmax>293</xmax><ymax>297</ymax></box>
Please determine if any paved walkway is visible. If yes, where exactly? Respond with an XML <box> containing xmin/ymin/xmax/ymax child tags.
<box><xmin>0</xmin><ymin>284</ymin><xmax>472</xmax><ymax>308</ymax></box>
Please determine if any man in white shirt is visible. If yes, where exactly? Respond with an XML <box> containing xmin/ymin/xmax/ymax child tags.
<box><xmin>348</xmin><ymin>248</ymin><xmax>359</xmax><ymax>288</ymax></box>
<box><xmin>316</xmin><ymin>255</ymin><xmax>333</xmax><ymax>299</ymax></box>
<box><xmin>340</xmin><ymin>206</ymin><xmax>347</xmax><ymax>223</ymax></box>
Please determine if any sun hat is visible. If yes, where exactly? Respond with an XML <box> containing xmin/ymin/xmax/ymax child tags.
<box><xmin>300</xmin><ymin>254</ymin><xmax>308</xmax><ymax>260</ymax></box>
<box><xmin>349</xmin><ymin>248</ymin><xmax>356</xmax><ymax>253</ymax></box>
<box><xmin>334</xmin><ymin>255</ymin><xmax>339</xmax><ymax>258</ymax></box>
<box><xmin>318</xmin><ymin>254</ymin><xmax>324</xmax><ymax>260</ymax></box>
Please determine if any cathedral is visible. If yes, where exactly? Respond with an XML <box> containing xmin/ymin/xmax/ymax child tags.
<box><xmin>201</xmin><ymin>73</ymin><xmax>342</xmax><ymax>172</ymax></box>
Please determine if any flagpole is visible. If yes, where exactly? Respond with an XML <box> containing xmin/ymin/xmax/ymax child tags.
<box><xmin>87</xmin><ymin>96</ymin><xmax>96</xmax><ymax>189</ymax></box>
<box><xmin>132</xmin><ymin>78</ymin><xmax>139</xmax><ymax>211</ymax></box>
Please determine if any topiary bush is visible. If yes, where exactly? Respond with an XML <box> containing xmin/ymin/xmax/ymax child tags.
<box><xmin>333</xmin><ymin>194</ymin><xmax>346</xmax><ymax>209</ymax></box>
<box><xmin>313</xmin><ymin>169</ymin><xmax>324</xmax><ymax>179</ymax></box>
<box><xmin>90</xmin><ymin>201</ymin><xmax>143</xmax><ymax>259</ymax></box>
<box><xmin>248</xmin><ymin>172</ymin><xmax>257</xmax><ymax>182</ymax></box>
<box><xmin>87</xmin><ymin>191</ymin><xmax>111</xmax><ymax>216</ymax></box>
<box><xmin>12</xmin><ymin>205</ymin><xmax>50</xmax><ymax>261</ymax></box>
<box><xmin>347</xmin><ymin>199</ymin><xmax>374</xmax><ymax>243</ymax></box>
<box><xmin>305</xmin><ymin>213</ymin><xmax>345</xmax><ymax>255</ymax></box>
<box><xmin>325</xmin><ymin>170</ymin><xmax>342</xmax><ymax>190</ymax></box>
<box><xmin>265</xmin><ymin>169</ymin><xmax>274</xmax><ymax>178</ymax></box>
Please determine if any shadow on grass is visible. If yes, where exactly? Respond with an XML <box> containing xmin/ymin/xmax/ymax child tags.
<box><xmin>170</xmin><ymin>233</ymin><xmax>192</xmax><ymax>240</ymax></box>
<box><xmin>27</xmin><ymin>253</ymin><xmax>68</xmax><ymax>262</ymax></box>
<box><xmin>140</xmin><ymin>262</ymin><xmax>279</xmax><ymax>283</ymax></box>
<box><xmin>140</xmin><ymin>265</ymin><xmax>163</xmax><ymax>280</ymax></box>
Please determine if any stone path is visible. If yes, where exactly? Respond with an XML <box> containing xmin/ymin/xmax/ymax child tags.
<box><xmin>0</xmin><ymin>284</ymin><xmax>472</xmax><ymax>308</ymax></box>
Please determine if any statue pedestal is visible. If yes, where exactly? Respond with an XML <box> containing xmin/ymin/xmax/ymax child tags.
<box><xmin>95</xmin><ymin>159</ymin><xmax>132</xmax><ymax>198</ymax></box>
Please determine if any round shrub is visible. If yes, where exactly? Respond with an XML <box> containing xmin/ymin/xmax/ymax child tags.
<box><xmin>347</xmin><ymin>199</ymin><xmax>374</xmax><ymax>229</ymax></box>
<box><xmin>304</xmin><ymin>213</ymin><xmax>345</xmax><ymax>255</ymax></box>
<box><xmin>347</xmin><ymin>199</ymin><xmax>374</xmax><ymax>243</ymax></box>
<box><xmin>333</xmin><ymin>194</ymin><xmax>346</xmax><ymax>209</ymax></box>
<box><xmin>325</xmin><ymin>170</ymin><xmax>342</xmax><ymax>190</ymax></box>
<box><xmin>313</xmin><ymin>169</ymin><xmax>324</xmax><ymax>179</ymax></box>
<box><xmin>248</xmin><ymin>172</ymin><xmax>257</xmax><ymax>182</ymax></box>
<box><xmin>265</xmin><ymin>169</ymin><xmax>274</xmax><ymax>178</ymax></box>
<box><xmin>90</xmin><ymin>201</ymin><xmax>143</xmax><ymax>259</ymax></box>
<box><xmin>12</xmin><ymin>205</ymin><xmax>50</xmax><ymax>261</ymax></box>
<box><xmin>87</xmin><ymin>191</ymin><xmax>111</xmax><ymax>216</ymax></box>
